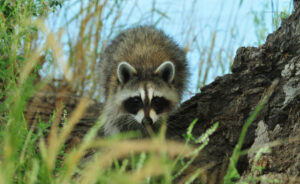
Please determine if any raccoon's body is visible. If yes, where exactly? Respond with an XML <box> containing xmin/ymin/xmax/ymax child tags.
<box><xmin>99</xmin><ymin>26</ymin><xmax>188</xmax><ymax>136</ymax></box>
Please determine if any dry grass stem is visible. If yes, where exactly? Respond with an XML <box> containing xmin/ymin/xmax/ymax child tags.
<box><xmin>47</xmin><ymin>97</ymin><xmax>89</xmax><ymax>171</ymax></box>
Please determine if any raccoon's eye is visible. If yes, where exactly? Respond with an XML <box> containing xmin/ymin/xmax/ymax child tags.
<box><xmin>151</xmin><ymin>97</ymin><xmax>169</xmax><ymax>114</ymax></box>
<box><xmin>123</xmin><ymin>97</ymin><xmax>143</xmax><ymax>114</ymax></box>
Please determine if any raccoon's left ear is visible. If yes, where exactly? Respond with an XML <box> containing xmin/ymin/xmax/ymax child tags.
<box><xmin>154</xmin><ymin>61</ymin><xmax>175</xmax><ymax>83</ymax></box>
<box><xmin>117</xmin><ymin>61</ymin><xmax>137</xmax><ymax>84</ymax></box>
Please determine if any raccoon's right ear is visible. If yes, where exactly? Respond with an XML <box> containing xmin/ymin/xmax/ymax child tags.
<box><xmin>117</xmin><ymin>61</ymin><xmax>137</xmax><ymax>84</ymax></box>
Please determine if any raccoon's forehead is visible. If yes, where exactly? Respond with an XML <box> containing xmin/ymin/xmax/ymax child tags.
<box><xmin>115</xmin><ymin>83</ymin><xmax>179</xmax><ymax>103</ymax></box>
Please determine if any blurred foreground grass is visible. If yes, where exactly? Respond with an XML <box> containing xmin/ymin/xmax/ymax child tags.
<box><xmin>0</xmin><ymin>1</ymin><xmax>219</xmax><ymax>183</ymax></box>
<box><xmin>0</xmin><ymin>0</ymin><xmax>291</xmax><ymax>183</ymax></box>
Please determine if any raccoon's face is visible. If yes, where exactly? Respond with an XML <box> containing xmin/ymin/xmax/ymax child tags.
<box><xmin>121</xmin><ymin>86</ymin><xmax>172</xmax><ymax>126</ymax></box>
<box><xmin>112</xmin><ymin>61</ymin><xmax>179</xmax><ymax>127</ymax></box>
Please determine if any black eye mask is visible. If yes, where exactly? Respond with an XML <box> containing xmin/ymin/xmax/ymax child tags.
<box><xmin>151</xmin><ymin>97</ymin><xmax>170</xmax><ymax>114</ymax></box>
<box><xmin>123</xmin><ymin>97</ymin><xmax>143</xmax><ymax>114</ymax></box>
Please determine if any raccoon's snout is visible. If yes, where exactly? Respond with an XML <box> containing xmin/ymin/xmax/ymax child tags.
<box><xmin>142</xmin><ymin>117</ymin><xmax>153</xmax><ymax>126</ymax></box>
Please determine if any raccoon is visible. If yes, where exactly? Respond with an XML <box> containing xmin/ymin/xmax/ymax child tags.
<box><xmin>99</xmin><ymin>26</ymin><xmax>188</xmax><ymax>136</ymax></box>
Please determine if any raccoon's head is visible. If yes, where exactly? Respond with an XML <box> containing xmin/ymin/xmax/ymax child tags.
<box><xmin>108</xmin><ymin>61</ymin><xmax>179</xmax><ymax>130</ymax></box>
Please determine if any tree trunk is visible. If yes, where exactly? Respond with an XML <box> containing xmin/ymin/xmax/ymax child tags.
<box><xmin>25</xmin><ymin>2</ymin><xmax>300</xmax><ymax>183</ymax></box>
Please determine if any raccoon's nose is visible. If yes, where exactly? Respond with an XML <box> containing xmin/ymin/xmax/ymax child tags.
<box><xmin>142</xmin><ymin>117</ymin><xmax>153</xmax><ymax>126</ymax></box>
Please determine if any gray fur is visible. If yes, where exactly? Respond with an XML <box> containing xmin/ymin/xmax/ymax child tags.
<box><xmin>99</xmin><ymin>26</ymin><xmax>188</xmax><ymax>136</ymax></box>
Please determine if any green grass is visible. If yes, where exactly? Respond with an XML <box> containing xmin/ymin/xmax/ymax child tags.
<box><xmin>0</xmin><ymin>2</ymin><xmax>218</xmax><ymax>180</ymax></box>
<box><xmin>0</xmin><ymin>0</ymin><xmax>291</xmax><ymax>183</ymax></box>
<box><xmin>0</xmin><ymin>93</ymin><xmax>219</xmax><ymax>184</ymax></box>
<box><xmin>224</xmin><ymin>79</ymin><xmax>279</xmax><ymax>184</ymax></box>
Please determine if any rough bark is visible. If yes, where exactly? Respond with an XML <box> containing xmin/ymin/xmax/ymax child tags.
<box><xmin>25</xmin><ymin>2</ymin><xmax>300</xmax><ymax>183</ymax></box>
<box><xmin>165</xmin><ymin>3</ymin><xmax>300</xmax><ymax>183</ymax></box>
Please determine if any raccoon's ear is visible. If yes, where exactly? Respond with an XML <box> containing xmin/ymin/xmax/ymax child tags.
<box><xmin>155</xmin><ymin>61</ymin><xmax>175</xmax><ymax>83</ymax></box>
<box><xmin>117</xmin><ymin>61</ymin><xmax>137</xmax><ymax>84</ymax></box>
